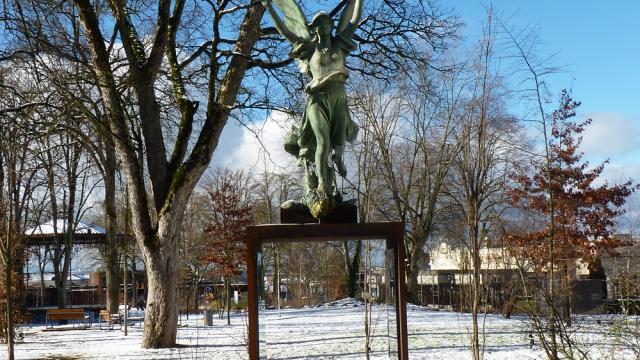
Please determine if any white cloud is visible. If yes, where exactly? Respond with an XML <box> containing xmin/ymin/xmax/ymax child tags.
<box><xmin>594</xmin><ymin>163</ymin><xmax>640</xmax><ymax>186</ymax></box>
<box><xmin>216</xmin><ymin>111</ymin><xmax>297</xmax><ymax>172</ymax></box>
<box><xmin>580</xmin><ymin>112</ymin><xmax>640</xmax><ymax>157</ymax></box>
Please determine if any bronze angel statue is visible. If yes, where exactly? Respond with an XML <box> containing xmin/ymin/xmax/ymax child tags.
<box><xmin>262</xmin><ymin>0</ymin><xmax>362</xmax><ymax>219</ymax></box>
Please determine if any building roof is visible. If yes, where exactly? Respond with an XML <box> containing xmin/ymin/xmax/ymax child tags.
<box><xmin>23</xmin><ymin>220</ymin><xmax>131</xmax><ymax>246</ymax></box>
<box><xmin>601</xmin><ymin>241</ymin><xmax>640</xmax><ymax>276</ymax></box>
<box><xmin>25</xmin><ymin>220</ymin><xmax>105</xmax><ymax>235</ymax></box>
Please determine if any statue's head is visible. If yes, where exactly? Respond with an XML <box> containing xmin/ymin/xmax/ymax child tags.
<box><xmin>310</xmin><ymin>12</ymin><xmax>333</xmax><ymax>37</ymax></box>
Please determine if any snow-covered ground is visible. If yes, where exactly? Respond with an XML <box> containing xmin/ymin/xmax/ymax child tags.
<box><xmin>11</xmin><ymin>301</ymin><xmax>638</xmax><ymax>359</ymax></box>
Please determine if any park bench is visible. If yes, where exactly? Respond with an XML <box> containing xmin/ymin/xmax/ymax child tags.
<box><xmin>45</xmin><ymin>308</ymin><xmax>91</xmax><ymax>329</ymax></box>
<box><xmin>117</xmin><ymin>305</ymin><xmax>144</xmax><ymax>328</ymax></box>
<box><xmin>99</xmin><ymin>310</ymin><xmax>121</xmax><ymax>330</ymax></box>
<box><xmin>119</xmin><ymin>310</ymin><xmax>144</xmax><ymax>328</ymax></box>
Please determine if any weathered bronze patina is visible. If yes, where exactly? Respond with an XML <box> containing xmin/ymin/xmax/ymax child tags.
<box><xmin>262</xmin><ymin>0</ymin><xmax>362</xmax><ymax>219</ymax></box>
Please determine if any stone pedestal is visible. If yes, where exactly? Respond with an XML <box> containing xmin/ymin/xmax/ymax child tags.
<box><xmin>280</xmin><ymin>201</ymin><xmax>357</xmax><ymax>224</ymax></box>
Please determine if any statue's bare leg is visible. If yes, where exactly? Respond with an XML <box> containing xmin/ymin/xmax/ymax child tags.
<box><xmin>307</xmin><ymin>102</ymin><xmax>330</xmax><ymax>195</ymax></box>
<box><xmin>331</xmin><ymin>101</ymin><xmax>349</xmax><ymax>177</ymax></box>
<box><xmin>332</xmin><ymin>145</ymin><xmax>347</xmax><ymax>177</ymax></box>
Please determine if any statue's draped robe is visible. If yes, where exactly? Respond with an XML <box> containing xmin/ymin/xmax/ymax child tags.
<box><xmin>283</xmin><ymin>33</ymin><xmax>359</xmax><ymax>162</ymax></box>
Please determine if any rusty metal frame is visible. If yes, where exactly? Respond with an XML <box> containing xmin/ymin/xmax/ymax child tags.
<box><xmin>246</xmin><ymin>222</ymin><xmax>408</xmax><ymax>359</ymax></box>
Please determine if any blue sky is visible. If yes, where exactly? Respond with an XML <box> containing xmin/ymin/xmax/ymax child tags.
<box><xmin>452</xmin><ymin>1</ymin><xmax>640</xmax><ymax>183</ymax></box>
<box><xmin>453</xmin><ymin>0</ymin><xmax>639</xmax><ymax>118</ymax></box>
<box><xmin>215</xmin><ymin>1</ymin><xmax>640</xmax><ymax>183</ymax></box>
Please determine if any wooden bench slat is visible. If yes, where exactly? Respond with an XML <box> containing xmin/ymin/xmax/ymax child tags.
<box><xmin>48</xmin><ymin>315</ymin><xmax>85</xmax><ymax>319</ymax></box>
<box><xmin>47</xmin><ymin>309</ymin><xmax>86</xmax><ymax>320</ymax></box>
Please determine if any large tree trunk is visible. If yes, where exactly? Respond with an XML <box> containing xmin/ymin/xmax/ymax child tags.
<box><xmin>104</xmin><ymin>239</ymin><xmax>119</xmax><ymax>313</ymax></box>
<box><xmin>405</xmin><ymin>249</ymin><xmax>420</xmax><ymax>303</ymax></box>
<box><xmin>342</xmin><ymin>241</ymin><xmax>361</xmax><ymax>298</ymax></box>
<box><xmin>142</xmin><ymin>252</ymin><xmax>179</xmax><ymax>347</ymax></box>
<box><xmin>139</xmin><ymin>215</ymin><xmax>180</xmax><ymax>348</ymax></box>
<box><xmin>52</xmin><ymin>251</ymin><xmax>64</xmax><ymax>307</ymax></box>
<box><xmin>53</xmin><ymin>239</ymin><xmax>73</xmax><ymax>309</ymax></box>
<box><xmin>104</xmin><ymin>146</ymin><xmax>120</xmax><ymax>314</ymax></box>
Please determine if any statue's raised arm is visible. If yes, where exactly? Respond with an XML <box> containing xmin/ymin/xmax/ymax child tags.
<box><xmin>261</xmin><ymin>0</ymin><xmax>311</xmax><ymax>44</ymax></box>
<box><xmin>336</xmin><ymin>0</ymin><xmax>363</xmax><ymax>39</ymax></box>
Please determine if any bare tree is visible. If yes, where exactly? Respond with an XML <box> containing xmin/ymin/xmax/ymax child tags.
<box><xmin>1</xmin><ymin>40</ymin><xmax>123</xmax><ymax>313</ymax></box>
<box><xmin>0</xmin><ymin>125</ymin><xmax>25</xmax><ymax>360</ymax></box>
<box><xmin>0</xmin><ymin>80</ymin><xmax>49</xmax><ymax>360</ymax></box>
<box><xmin>444</xmin><ymin>11</ymin><xmax>524</xmax><ymax>359</ymax></box>
<box><xmin>251</xmin><ymin>163</ymin><xmax>302</xmax><ymax>309</ymax></box>
<box><xmin>1</xmin><ymin>0</ymin><xmax>459</xmax><ymax>347</ymax></box>
<box><xmin>178</xmin><ymin>192</ymin><xmax>213</xmax><ymax>315</ymax></box>
<box><xmin>349</xmin><ymin>59</ymin><xmax>463</xmax><ymax>302</ymax></box>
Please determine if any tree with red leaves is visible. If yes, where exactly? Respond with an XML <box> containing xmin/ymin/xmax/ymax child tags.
<box><xmin>203</xmin><ymin>170</ymin><xmax>253</xmax><ymax>325</ymax></box>
<box><xmin>508</xmin><ymin>91</ymin><xmax>636</xmax><ymax>331</ymax></box>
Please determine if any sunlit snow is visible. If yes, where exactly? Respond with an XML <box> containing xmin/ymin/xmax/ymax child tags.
<box><xmin>12</xmin><ymin>301</ymin><xmax>636</xmax><ymax>359</ymax></box>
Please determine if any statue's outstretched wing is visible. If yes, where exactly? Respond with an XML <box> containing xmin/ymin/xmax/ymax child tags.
<box><xmin>337</xmin><ymin>0</ymin><xmax>357</xmax><ymax>35</ymax></box>
<box><xmin>272</xmin><ymin>0</ymin><xmax>311</xmax><ymax>41</ymax></box>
